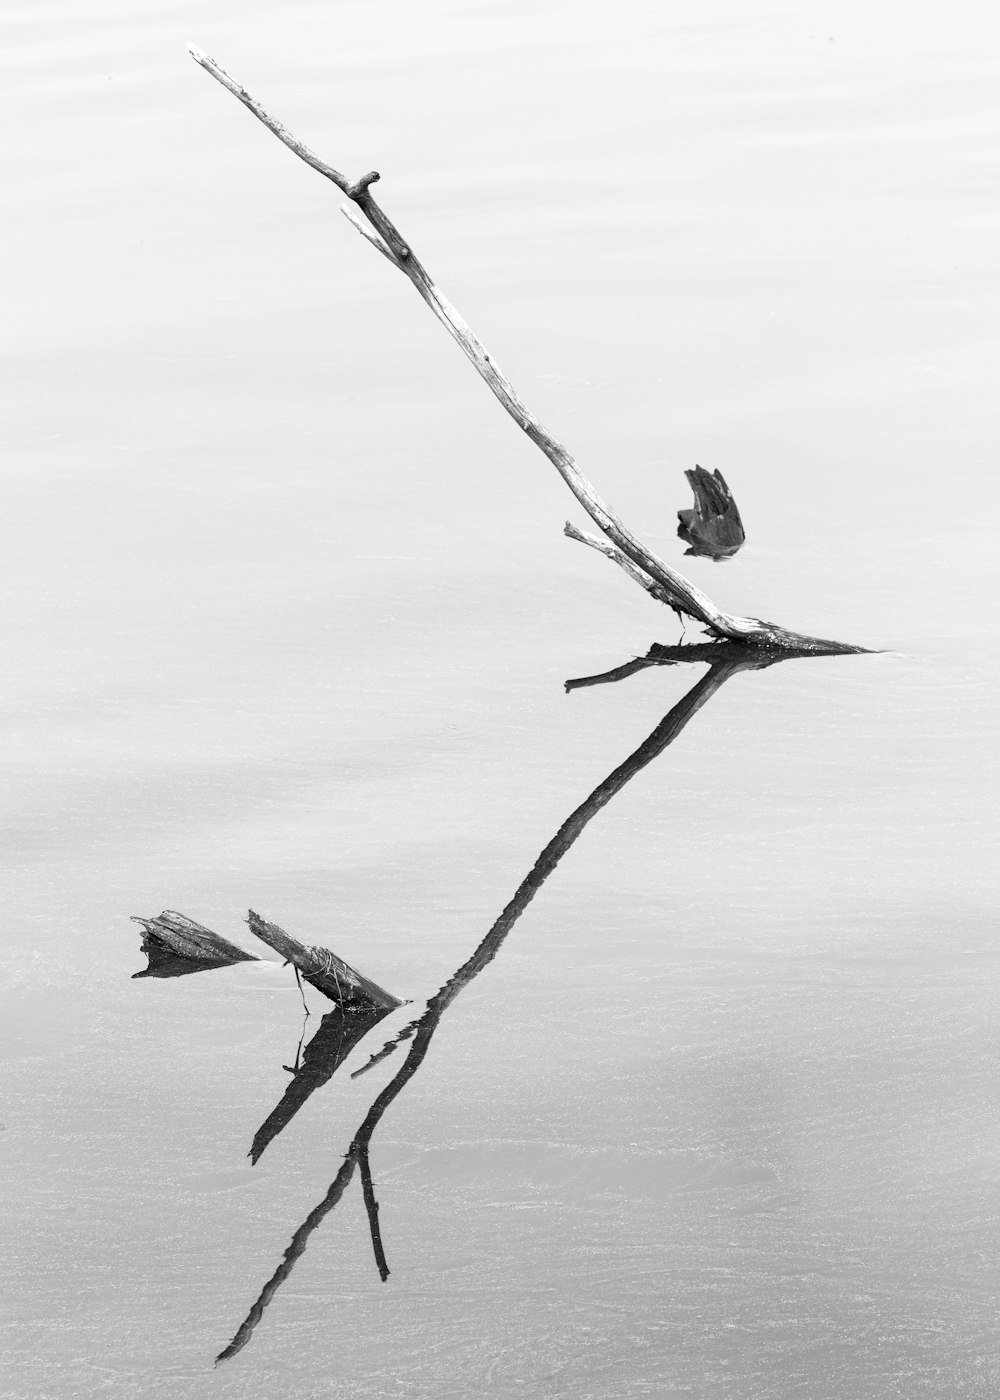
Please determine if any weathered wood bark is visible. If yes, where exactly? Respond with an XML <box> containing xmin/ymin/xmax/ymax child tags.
<box><xmin>131</xmin><ymin>911</ymin><xmax>258</xmax><ymax>975</ymax></box>
<box><xmin>677</xmin><ymin>466</ymin><xmax>745</xmax><ymax>559</ymax></box>
<box><xmin>246</xmin><ymin>910</ymin><xmax>402</xmax><ymax>1011</ymax></box>
<box><xmin>187</xmin><ymin>47</ymin><xmax>867</xmax><ymax>655</ymax></box>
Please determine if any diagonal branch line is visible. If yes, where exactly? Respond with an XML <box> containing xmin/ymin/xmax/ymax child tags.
<box><xmin>188</xmin><ymin>46</ymin><xmax>867</xmax><ymax>655</ymax></box>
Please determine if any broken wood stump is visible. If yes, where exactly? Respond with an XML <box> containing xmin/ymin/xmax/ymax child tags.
<box><xmin>131</xmin><ymin>910</ymin><xmax>403</xmax><ymax>1013</ymax></box>
<box><xmin>131</xmin><ymin>910</ymin><xmax>259</xmax><ymax>978</ymax></box>
<box><xmin>246</xmin><ymin>910</ymin><xmax>403</xmax><ymax>1012</ymax></box>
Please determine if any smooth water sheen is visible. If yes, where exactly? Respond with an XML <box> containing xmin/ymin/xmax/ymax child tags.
<box><xmin>3</xmin><ymin>3</ymin><xmax>999</xmax><ymax>1396</ymax></box>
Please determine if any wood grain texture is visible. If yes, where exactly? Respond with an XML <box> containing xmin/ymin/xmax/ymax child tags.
<box><xmin>246</xmin><ymin>910</ymin><xmax>402</xmax><ymax>1011</ymax></box>
<box><xmin>131</xmin><ymin>910</ymin><xmax>258</xmax><ymax>966</ymax></box>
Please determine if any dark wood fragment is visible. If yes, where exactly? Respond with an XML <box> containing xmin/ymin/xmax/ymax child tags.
<box><xmin>677</xmin><ymin>466</ymin><xmax>746</xmax><ymax>559</ymax></box>
<box><xmin>246</xmin><ymin>910</ymin><xmax>403</xmax><ymax>1011</ymax></box>
<box><xmin>131</xmin><ymin>910</ymin><xmax>258</xmax><ymax>975</ymax></box>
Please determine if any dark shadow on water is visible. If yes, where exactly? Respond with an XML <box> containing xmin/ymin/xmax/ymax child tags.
<box><xmin>216</xmin><ymin>638</ymin><xmax>858</xmax><ymax>1363</ymax></box>
<box><xmin>131</xmin><ymin>948</ymin><xmax>237</xmax><ymax>981</ymax></box>
<box><xmin>249</xmin><ymin>1004</ymin><xmax>393</xmax><ymax>1165</ymax></box>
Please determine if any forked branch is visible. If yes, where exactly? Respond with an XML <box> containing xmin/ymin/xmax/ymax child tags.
<box><xmin>188</xmin><ymin>46</ymin><xmax>866</xmax><ymax>654</ymax></box>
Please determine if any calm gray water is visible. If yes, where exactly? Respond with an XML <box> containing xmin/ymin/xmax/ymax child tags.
<box><xmin>4</xmin><ymin>3</ymin><xmax>1000</xmax><ymax>1396</ymax></box>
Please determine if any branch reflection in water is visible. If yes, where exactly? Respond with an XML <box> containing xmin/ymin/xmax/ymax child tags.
<box><xmin>218</xmin><ymin>639</ymin><xmax>854</xmax><ymax>1363</ymax></box>
<box><xmin>250</xmin><ymin>1004</ymin><xmax>395</xmax><ymax>1166</ymax></box>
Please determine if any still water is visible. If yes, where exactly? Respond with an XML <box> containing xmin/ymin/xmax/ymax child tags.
<box><xmin>3</xmin><ymin>2</ymin><xmax>1000</xmax><ymax>1396</ymax></box>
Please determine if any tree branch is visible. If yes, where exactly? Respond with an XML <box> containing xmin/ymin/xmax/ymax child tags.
<box><xmin>188</xmin><ymin>46</ymin><xmax>865</xmax><ymax>652</ymax></box>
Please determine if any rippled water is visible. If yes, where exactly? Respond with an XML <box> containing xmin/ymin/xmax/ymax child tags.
<box><xmin>4</xmin><ymin>3</ymin><xmax>999</xmax><ymax>1396</ymax></box>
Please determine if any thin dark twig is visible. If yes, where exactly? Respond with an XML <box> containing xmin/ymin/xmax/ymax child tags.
<box><xmin>350</xmin><ymin>1016</ymin><xmax>419</xmax><ymax>1079</ymax></box>
<box><xmin>565</xmin><ymin>655</ymin><xmax>665</xmax><ymax>691</ymax></box>
<box><xmin>281</xmin><ymin>1007</ymin><xmax>310</xmax><ymax>1074</ymax></box>
<box><xmin>358</xmin><ymin>1148</ymin><xmax>391</xmax><ymax>1282</ymax></box>
<box><xmin>292</xmin><ymin>965</ymin><xmax>311</xmax><ymax>1017</ymax></box>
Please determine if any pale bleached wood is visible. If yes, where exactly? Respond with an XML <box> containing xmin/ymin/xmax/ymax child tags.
<box><xmin>563</xmin><ymin>521</ymin><xmax>678</xmax><ymax>607</ymax></box>
<box><xmin>188</xmin><ymin>46</ymin><xmax>864</xmax><ymax>652</ymax></box>
<box><xmin>339</xmin><ymin>202</ymin><xmax>399</xmax><ymax>265</ymax></box>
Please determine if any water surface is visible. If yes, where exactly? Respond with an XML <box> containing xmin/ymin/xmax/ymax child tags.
<box><xmin>3</xmin><ymin>2</ymin><xmax>999</xmax><ymax>1396</ymax></box>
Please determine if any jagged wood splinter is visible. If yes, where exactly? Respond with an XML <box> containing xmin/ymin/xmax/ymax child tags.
<box><xmin>131</xmin><ymin>911</ymin><xmax>258</xmax><ymax>972</ymax></box>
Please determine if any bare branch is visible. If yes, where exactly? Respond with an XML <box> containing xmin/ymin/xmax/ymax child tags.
<box><xmin>188</xmin><ymin>48</ymin><xmax>862</xmax><ymax>650</ymax></box>
<box><xmin>188</xmin><ymin>46</ymin><xmax>351</xmax><ymax>191</ymax></box>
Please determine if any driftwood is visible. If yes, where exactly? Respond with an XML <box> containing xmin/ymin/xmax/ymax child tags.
<box><xmin>187</xmin><ymin>47</ymin><xmax>866</xmax><ymax>657</ymax></box>
<box><xmin>131</xmin><ymin>910</ymin><xmax>402</xmax><ymax>1016</ymax></box>
<box><xmin>246</xmin><ymin>910</ymin><xmax>402</xmax><ymax>1012</ymax></box>
<box><xmin>677</xmin><ymin>467</ymin><xmax>745</xmax><ymax>560</ymax></box>
<box><xmin>131</xmin><ymin>911</ymin><xmax>258</xmax><ymax>977</ymax></box>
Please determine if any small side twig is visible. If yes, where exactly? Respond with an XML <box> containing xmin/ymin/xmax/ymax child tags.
<box><xmin>291</xmin><ymin>965</ymin><xmax>311</xmax><ymax>1017</ymax></box>
<box><xmin>563</xmin><ymin>522</ymin><xmax>678</xmax><ymax>607</ymax></box>
<box><xmin>350</xmin><ymin>1015</ymin><xmax>419</xmax><ymax>1079</ymax></box>
<box><xmin>340</xmin><ymin>202</ymin><xmax>398</xmax><ymax>265</ymax></box>
<box><xmin>565</xmin><ymin>654</ymin><xmax>663</xmax><ymax>691</ymax></box>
